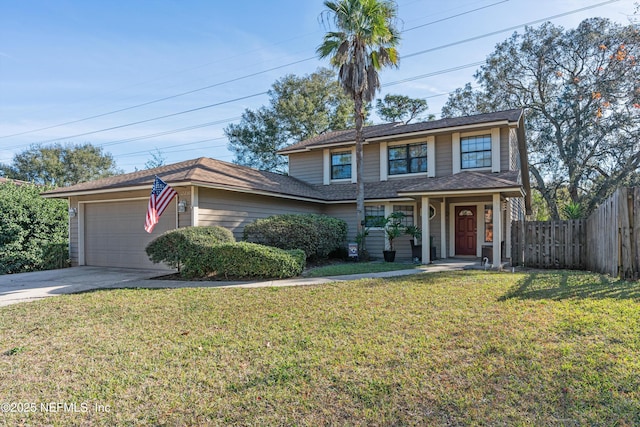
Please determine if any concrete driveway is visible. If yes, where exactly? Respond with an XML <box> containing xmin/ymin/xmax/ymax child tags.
<box><xmin>0</xmin><ymin>267</ymin><xmax>170</xmax><ymax>307</ymax></box>
<box><xmin>0</xmin><ymin>260</ymin><xmax>477</xmax><ymax>307</ymax></box>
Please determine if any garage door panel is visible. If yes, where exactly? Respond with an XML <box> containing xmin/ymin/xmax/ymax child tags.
<box><xmin>84</xmin><ymin>200</ymin><xmax>176</xmax><ymax>269</ymax></box>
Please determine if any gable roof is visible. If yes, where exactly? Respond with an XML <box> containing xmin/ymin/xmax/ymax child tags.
<box><xmin>278</xmin><ymin>109</ymin><xmax>524</xmax><ymax>153</ymax></box>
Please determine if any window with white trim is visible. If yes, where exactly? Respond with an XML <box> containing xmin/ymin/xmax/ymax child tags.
<box><xmin>331</xmin><ymin>151</ymin><xmax>352</xmax><ymax>180</ymax></box>
<box><xmin>388</xmin><ymin>142</ymin><xmax>427</xmax><ymax>175</ymax></box>
<box><xmin>393</xmin><ymin>205</ymin><xmax>414</xmax><ymax>227</ymax></box>
<box><xmin>461</xmin><ymin>134</ymin><xmax>491</xmax><ymax>169</ymax></box>
<box><xmin>364</xmin><ymin>205</ymin><xmax>385</xmax><ymax>227</ymax></box>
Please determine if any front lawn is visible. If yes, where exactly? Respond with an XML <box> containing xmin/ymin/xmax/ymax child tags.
<box><xmin>303</xmin><ymin>260</ymin><xmax>419</xmax><ymax>277</ymax></box>
<box><xmin>1</xmin><ymin>271</ymin><xmax>639</xmax><ymax>425</ymax></box>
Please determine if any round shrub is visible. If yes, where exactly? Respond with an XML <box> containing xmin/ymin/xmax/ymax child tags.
<box><xmin>145</xmin><ymin>226</ymin><xmax>235</xmax><ymax>271</ymax></box>
<box><xmin>190</xmin><ymin>242</ymin><xmax>305</xmax><ymax>280</ymax></box>
<box><xmin>243</xmin><ymin>214</ymin><xmax>347</xmax><ymax>260</ymax></box>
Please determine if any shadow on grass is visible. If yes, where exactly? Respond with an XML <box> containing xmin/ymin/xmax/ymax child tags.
<box><xmin>499</xmin><ymin>271</ymin><xmax>640</xmax><ymax>301</ymax></box>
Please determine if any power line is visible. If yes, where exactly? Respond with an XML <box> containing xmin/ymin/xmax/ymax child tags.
<box><xmin>28</xmin><ymin>93</ymin><xmax>266</xmax><ymax>147</ymax></box>
<box><xmin>3</xmin><ymin>0</ymin><xmax>620</xmax><ymax>148</ymax></box>
<box><xmin>89</xmin><ymin>61</ymin><xmax>484</xmax><ymax>155</ymax></box>
<box><xmin>403</xmin><ymin>0</ymin><xmax>510</xmax><ymax>32</ymax></box>
<box><xmin>98</xmin><ymin>117</ymin><xmax>240</xmax><ymax>148</ymax></box>
<box><xmin>404</xmin><ymin>0</ymin><xmax>621</xmax><ymax>59</ymax></box>
<box><xmin>0</xmin><ymin>1</ymin><xmax>510</xmax><ymax>141</ymax></box>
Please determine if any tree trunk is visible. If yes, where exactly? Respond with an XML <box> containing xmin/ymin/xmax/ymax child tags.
<box><xmin>354</xmin><ymin>93</ymin><xmax>365</xmax><ymax>247</ymax></box>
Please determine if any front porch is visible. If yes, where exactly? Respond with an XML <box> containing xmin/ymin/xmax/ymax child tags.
<box><xmin>412</xmin><ymin>192</ymin><xmax>522</xmax><ymax>266</ymax></box>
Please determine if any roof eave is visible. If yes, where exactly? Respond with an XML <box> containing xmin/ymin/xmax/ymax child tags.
<box><xmin>365</xmin><ymin>120</ymin><xmax>518</xmax><ymax>143</ymax></box>
<box><xmin>397</xmin><ymin>187</ymin><xmax>525</xmax><ymax>198</ymax></box>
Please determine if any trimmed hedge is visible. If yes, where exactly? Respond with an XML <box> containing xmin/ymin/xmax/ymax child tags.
<box><xmin>243</xmin><ymin>214</ymin><xmax>347</xmax><ymax>260</ymax></box>
<box><xmin>0</xmin><ymin>181</ymin><xmax>68</xmax><ymax>274</ymax></box>
<box><xmin>145</xmin><ymin>226</ymin><xmax>235</xmax><ymax>271</ymax></box>
<box><xmin>182</xmin><ymin>242</ymin><xmax>305</xmax><ymax>279</ymax></box>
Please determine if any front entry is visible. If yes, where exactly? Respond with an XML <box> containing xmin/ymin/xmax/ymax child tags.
<box><xmin>455</xmin><ymin>206</ymin><xmax>477</xmax><ymax>256</ymax></box>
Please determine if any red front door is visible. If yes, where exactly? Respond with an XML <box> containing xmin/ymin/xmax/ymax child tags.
<box><xmin>455</xmin><ymin>206</ymin><xmax>477</xmax><ymax>256</ymax></box>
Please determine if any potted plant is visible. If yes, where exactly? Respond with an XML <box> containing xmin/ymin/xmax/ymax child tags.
<box><xmin>383</xmin><ymin>212</ymin><xmax>405</xmax><ymax>262</ymax></box>
<box><xmin>405</xmin><ymin>225</ymin><xmax>422</xmax><ymax>260</ymax></box>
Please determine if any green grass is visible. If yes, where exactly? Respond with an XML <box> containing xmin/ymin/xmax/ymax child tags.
<box><xmin>303</xmin><ymin>260</ymin><xmax>419</xmax><ymax>277</ymax></box>
<box><xmin>1</xmin><ymin>271</ymin><xmax>639</xmax><ymax>425</ymax></box>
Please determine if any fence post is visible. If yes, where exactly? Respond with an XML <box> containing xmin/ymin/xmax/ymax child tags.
<box><xmin>633</xmin><ymin>188</ymin><xmax>639</xmax><ymax>280</ymax></box>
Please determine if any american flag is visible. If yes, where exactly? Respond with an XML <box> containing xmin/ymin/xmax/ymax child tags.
<box><xmin>144</xmin><ymin>176</ymin><xmax>177</xmax><ymax>233</ymax></box>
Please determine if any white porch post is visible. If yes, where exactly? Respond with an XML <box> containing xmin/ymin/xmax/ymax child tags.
<box><xmin>440</xmin><ymin>199</ymin><xmax>447</xmax><ymax>259</ymax></box>
<box><xmin>505</xmin><ymin>199</ymin><xmax>512</xmax><ymax>260</ymax></box>
<box><xmin>492</xmin><ymin>193</ymin><xmax>502</xmax><ymax>267</ymax></box>
<box><xmin>421</xmin><ymin>196</ymin><xmax>431</xmax><ymax>264</ymax></box>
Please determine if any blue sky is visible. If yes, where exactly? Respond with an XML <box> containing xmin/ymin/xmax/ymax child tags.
<box><xmin>0</xmin><ymin>0</ymin><xmax>636</xmax><ymax>172</ymax></box>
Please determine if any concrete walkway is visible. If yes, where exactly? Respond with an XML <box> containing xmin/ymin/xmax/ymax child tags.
<box><xmin>0</xmin><ymin>259</ymin><xmax>477</xmax><ymax>307</ymax></box>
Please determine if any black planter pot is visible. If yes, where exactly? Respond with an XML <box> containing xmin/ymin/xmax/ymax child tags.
<box><xmin>383</xmin><ymin>250</ymin><xmax>396</xmax><ymax>262</ymax></box>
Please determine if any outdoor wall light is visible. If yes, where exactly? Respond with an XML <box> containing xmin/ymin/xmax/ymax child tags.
<box><xmin>177</xmin><ymin>200</ymin><xmax>188</xmax><ymax>213</ymax></box>
<box><xmin>68</xmin><ymin>207</ymin><xmax>77</xmax><ymax>217</ymax></box>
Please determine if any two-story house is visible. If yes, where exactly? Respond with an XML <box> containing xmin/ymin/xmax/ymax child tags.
<box><xmin>44</xmin><ymin>109</ymin><xmax>530</xmax><ymax>270</ymax></box>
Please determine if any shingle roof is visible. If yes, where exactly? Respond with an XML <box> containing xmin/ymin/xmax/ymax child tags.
<box><xmin>42</xmin><ymin>157</ymin><xmax>327</xmax><ymax>201</ymax></box>
<box><xmin>42</xmin><ymin>159</ymin><xmax>523</xmax><ymax>202</ymax></box>
<box><xmin>397</xmin><ymin>171</ymin><xmax>521</xmax><ymax>194</ymax></box>
<box><xmin>279</xmin><ymin>109</ymin><xmax>524</xmax><ymax>153</ymax></box>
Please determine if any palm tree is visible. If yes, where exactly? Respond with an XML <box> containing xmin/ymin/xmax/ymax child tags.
<box><xmin>318</xmin><ymin>0</ymin><xmax>400</xmax><ymax>247</ymax></box>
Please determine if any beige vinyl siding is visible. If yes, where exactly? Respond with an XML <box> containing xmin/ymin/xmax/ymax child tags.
<box><xmin>323</xmin><ymin>204</ymin><xmax>358</xmax><ymax>243</ymax></box>
<box><xmin>500</xmin><ymin>127</ymin><xmax>511</xmax><ymax>171</ymax></box>
<box><xmin>288</xmin><ymin>151</ymin><xmax>323</xmax><ymax>184</ymax></box>
<box><xmin>198</xmin><ymin>188</ymin><xmax>321</xmax><ymax>240</ymax></box>
<box><xmin>435</xmin><ymin>134</ymin><xmax>453</xmax><ymax>176</ymax></box>
<box><xmin>509</xmin><ymin>128</ymin><xmax>520</xmax><ymax>170</ymax></box>
<box><xmin>83</xmin><ymin>198</ymin><xmax>176</xmax><ymax>269</ymax></box>
<box><xmin>69</xmin><ymin>196</ymin><xmax>80</xmax><ymax>266</ymax></box>
<box><xmin>175</xmin><ymin>187</ymin><xmax>192</xmax><ymax>228</ymax></box>
<box><xmin>362</xmin><ymin>143</ymin><xmax>380</xmax><ymax>182</ymax></box>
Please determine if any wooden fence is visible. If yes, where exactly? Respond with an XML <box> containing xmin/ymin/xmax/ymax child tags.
<box><xmin>511</xmin><ymin>220</ymin><xmax>586</xmax><ymax>269</ymax></box>
<box><xmin>586</xmin><ymin>187</ymin><xmax>640</xmax><ymax>280</ymax></box>
<box><xmin>512</xmin><ymin>187</ymin><xmax>639</xmax><ymax>279</ymax></box>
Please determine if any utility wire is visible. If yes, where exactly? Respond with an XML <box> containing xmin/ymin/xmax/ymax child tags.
<box><xmin>91</xmin><ymin>61</ymin><xmax>484</xmax><ymax>154</ymax></box>
<box><xmin>2</xmin><ymin>0</ymin><xmax>620</xmax><ymax>147</ymax></box>
<box><xmin>23</xmin><ymin>93</ymin><xmax>266</xmax><ymax>147</ymax></box>
<box><xmin>0</xmin><ymin>0</ymin><xmax>510</xmax><ymax>140</ymax></box>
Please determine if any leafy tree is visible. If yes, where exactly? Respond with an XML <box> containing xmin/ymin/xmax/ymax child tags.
<box><xmin>144</xmin><ymin>149</ymin><xmax>166</xmax><ymax>170</ymax></box>
<box><xmin>375</xmin><ymin>93</ymin><xmax>433</xmax><ymax>123</ymax></box>
<box><xmin>225</xmin><ymin>68</ymin><xmax>355</xmax><ymax>173</ymax></box>
<box><xmin>1</xmin><ymin>143</ymin><xmax>121</xmax><ymax>187</ymax></box>
<box><xmin>0</xmin><ymin>181</ymin><xmax>68</xmax><ymax>274</ymax></box>
<box><xmin>318</xmin><ymin>0</ymin><xmax>400</xmax><ymax>241</ymax></box>
<box><xmin>441</xmin><ymin>18</ymin><xmax>640</xmax><ymax>218</ymax></box>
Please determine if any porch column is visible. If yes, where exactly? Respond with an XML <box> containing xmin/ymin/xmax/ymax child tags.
<box><xmin>421</xmin><ymin>196</ymin><xmax>431</xmax><ymax>264</ymax></box>
<box><xmin>440</xmin><ymin>199</ymin><xmax>447</xmax><ymax>259</ymax></box>
<box><xmin>493</xmin><ymin>193</ymin><xmax>502</xmax><ymax>267</ymax></box>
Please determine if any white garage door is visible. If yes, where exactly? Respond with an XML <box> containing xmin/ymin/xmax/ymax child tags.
<box><xmin>84</xmin><ymin>199</ymin><xmax>176</xmax><ymax>269</ymax></box>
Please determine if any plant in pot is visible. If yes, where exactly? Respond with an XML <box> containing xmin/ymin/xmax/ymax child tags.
<box><xmin>405</xmin><ymin>225</ymin><xmax>422</xmax><ymax>260</ymax></box>
<box><xmin>383</xmin><ymin>212</ymin><xmax>405</xmax><ymax>262</ymax></box>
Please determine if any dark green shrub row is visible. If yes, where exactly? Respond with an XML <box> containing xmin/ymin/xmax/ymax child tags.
<box><xmin>0</xmin><ymin>182</ymin><xmax>68</xmax><ymax>274</ymax></box>
<box><xmin>243</xmin><ymin>214</ymin><xmax>347</xmax><ymax>260</ymax></box>
<box><xmin>188</xmin><ymin>242</ymin><xmax>305</xmax><ymax>280</ymax></box>
<box><xmin>145</xmin><ymin>226</ymin><xmax>235</xmax><ymax>271</ymax></box>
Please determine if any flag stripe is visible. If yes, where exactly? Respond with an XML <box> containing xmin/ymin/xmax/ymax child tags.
<box><xmin>144</xmin><ymin>176</ymin><xmax>177</xmax><ymax>233</ymax></box>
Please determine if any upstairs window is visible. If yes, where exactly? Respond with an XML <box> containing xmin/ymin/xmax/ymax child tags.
<box><xmin>461</xmin><ymin>134</ymin><xmax>491</xmax><ymax>169</ymax></box>
<box><xmin>331</xmin><ymin>151</ymin><xmax>351</xmax><ymax>180</ymax></box>
<box><xmin>388</xmin><ymin>142</ymin><xmax>427</xmax><ymax>175</ymax></box>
